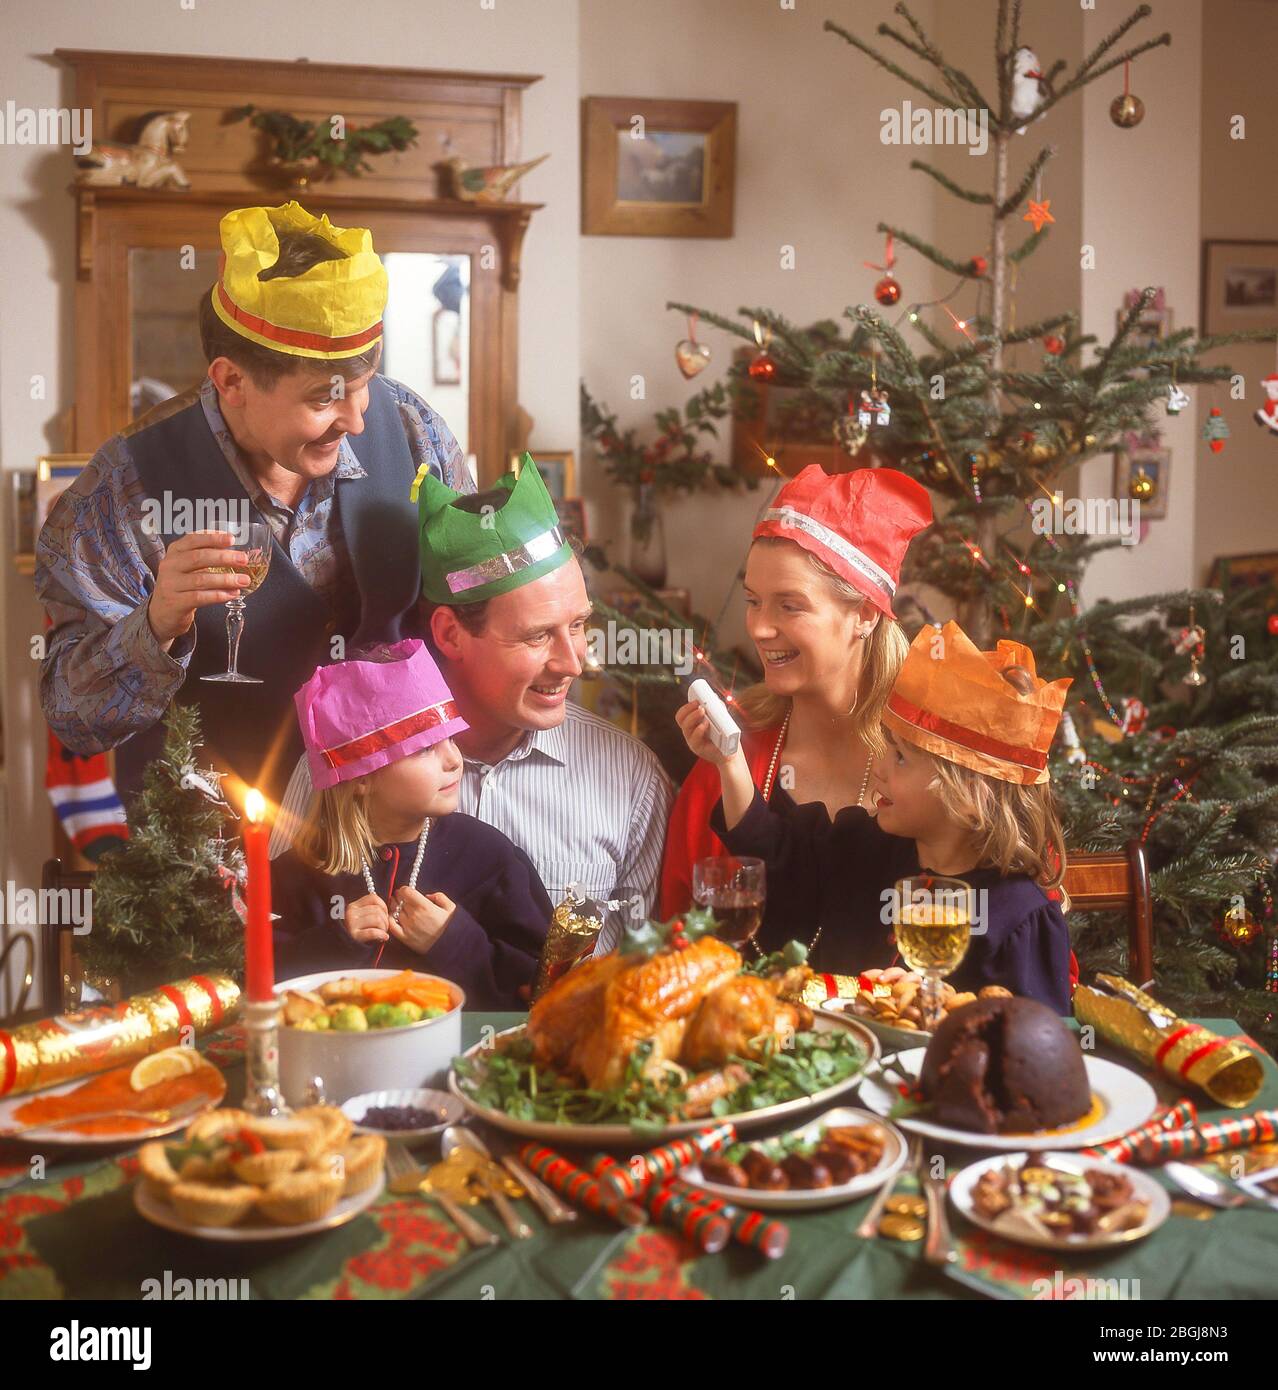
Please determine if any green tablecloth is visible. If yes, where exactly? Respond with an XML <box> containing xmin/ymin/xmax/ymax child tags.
<box><xmin>2</xmin><ymin>1014</ymin><xmax>1275</xmax><ymax>1301</ymax></box>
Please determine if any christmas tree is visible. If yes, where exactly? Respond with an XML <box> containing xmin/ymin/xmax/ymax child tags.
<box><xmin>85</xmin><ymin>704</ymin><xmax>247</xmax><ymax>992</ymax></box>
<box><xmin>587</xmin><ymin>3</ymin><xmax>1278</xmax><ymax>1040</ymax></box>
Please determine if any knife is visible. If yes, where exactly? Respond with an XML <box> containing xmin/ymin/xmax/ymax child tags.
<box><xmin>453</xmin><ymin>1126</ymin><xmax>577</xmax><ymax>1225</ymax></box>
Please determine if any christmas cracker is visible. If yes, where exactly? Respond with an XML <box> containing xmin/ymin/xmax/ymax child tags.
<box><xmin>1073</xmin><ymin>973</ymin><xmax>1263</xmax><ymax>1108</ymax></box>
<box><xmin>666</xmin><ymin>1178</ymin><xmax>790</xmax><ymax>1259</ymax></box>
<box><xmin>1130</xmin><ymin>1109</ymin><xmax>1278</xmax><ymax>1166</ymax></box>
<box><xmin>800</xmin><ymin>973</ymin><xmax>860</xmax><ymax>1007</ymax></box>
<box><xmin>0</xmin><ymin>974</ymin><xmax>239</xmax><ymax>1099</ymax></box>
<box><xmin>531</xmin><ymin>889</ymin><xmax>606</xmax><ymax>1000</ymax></box>
<box><xmin>516</xmin><ymin>1144</ymin><xmax>646</xmax><ymax>1226</ymax></box>
<box><xmin>645</xmin><ymin>1182</ymin><xmax>730</xmax><ymax>1254</ymax></box>
<box><xmin>597</xmin><ymin>1123</ymin><xmax>738</xmax><ymax>1198</ymax></box>
<box><xmin>1081</xmin><ymin>1100</ymin><xmax>1199</xmax><ymax>1164</ymax></box>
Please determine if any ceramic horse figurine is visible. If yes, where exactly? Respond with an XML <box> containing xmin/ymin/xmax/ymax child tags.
<box><xmin>75</xmin><ymin>110</ymin><xmax>191</xmax><ymax>189</ymax></box>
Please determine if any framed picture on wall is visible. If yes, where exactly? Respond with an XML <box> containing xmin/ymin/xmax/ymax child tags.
<box><xmin>582</xmin><ymin>97</ymin><xmax>736</xmax><ymax>237</ymax></box>
<box><xmin>514</xmin><ymin>450</ymin><xmax>575</xmax><ymax>502</ymax></box>
<box><xmin>1201</xmin><ymin>240</ymin><xmax>1278</xmax><ymax>336</ymax></box>
<box><xmin>554</xmin><ymin>497</ymin><xmax>588</xmax><ymax>546</ymax></box>
<box><xmin>1207</xmin><ymin>551</ymin><xmax>1278</xmax><ymax>592</ymax></box>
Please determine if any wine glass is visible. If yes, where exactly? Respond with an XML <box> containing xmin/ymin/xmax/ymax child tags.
<box><xmin>692</xmin><ymin>856</ymin><xmax>766</xmax><ymax>951</ymax></box>
<box><xmin>891</xmin><ymin>874</ymin><xmax>973</xmax><ymax>1030</ymax></box>
<box><xmin>200</xmin><ymin>521</ymin><xmax>272</xmax><ymax>685</ymax></box>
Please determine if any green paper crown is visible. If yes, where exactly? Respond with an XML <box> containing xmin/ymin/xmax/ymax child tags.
<box><xmin>416</xmin><ymin>452</ymin><xmax>572</xmax><ymax>605</ymax></box>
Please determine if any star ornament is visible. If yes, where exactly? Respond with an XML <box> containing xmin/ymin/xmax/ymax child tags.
<box><xmin>1023</xmin><ymin>198</ymin><xmax>1055</xmax><ymax>234</ymax></box>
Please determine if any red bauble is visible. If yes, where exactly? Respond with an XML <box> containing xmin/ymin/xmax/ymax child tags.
<box><xmin>1043</xmin><ymin>334</ymin><xmax>1065</xmax><ymax>355</ymax></box>
<box><xmin>748</xmin><ymin>351</ymin><xmax>778</xmax><ymax>381</ymax></box>
<box><xmin>874</xmin><ymin>275</ymin><xmax>902</xmax><ymax>306</ymax></box>
<box><xmin>968</xmin><ymin>256</ymin><xmax>988</xmax><ymax>277</ymax></box>
<box><xmin>1268</xmin><ymin>614</ymin><xmax>1278</xmax><ymax>636</ymax></box>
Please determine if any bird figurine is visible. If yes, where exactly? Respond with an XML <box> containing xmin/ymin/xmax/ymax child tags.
<box><xmin>1010</xmin><ymin>47</ymin><xmax>1052</xmax><ymax>133</ymax></box>
<box><xmin>442</xmin><ymin>152</ymin><xmax>549</xmax><ymax>203</ymax></box>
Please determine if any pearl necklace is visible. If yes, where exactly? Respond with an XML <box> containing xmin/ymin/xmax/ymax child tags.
<box><xmin>362</xmin><ymin>820</ymin><xmax>431</xmax><ymax>923</ymax></box>
<box><xmin>759</xmin><ymin>707</ymin><xmax>872</xmax><ymax>956</ymax></box>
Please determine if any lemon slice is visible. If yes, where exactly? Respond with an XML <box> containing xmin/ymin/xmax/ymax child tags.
<box><xmin>130</xmin><ymin>1046</ymin><xmax>200</xmax><ymax>1092</ymax></box>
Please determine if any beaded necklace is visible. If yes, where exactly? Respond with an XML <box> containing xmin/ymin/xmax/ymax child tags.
<box><xmin>361</xmin><ymin>820</ymin><xmax>432</xmax><ymax>925</ymax></box>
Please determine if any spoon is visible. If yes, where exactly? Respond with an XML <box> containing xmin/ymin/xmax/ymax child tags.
<box><xmin>441</xmin><ymin>1126</ymin><xmax>533</xmax><ymax>1239</ymax></box>
<box><xmin>1164</xmin><ymin>1161</ymin><xmax>1276</xmax><ymax>1213</ymax></box>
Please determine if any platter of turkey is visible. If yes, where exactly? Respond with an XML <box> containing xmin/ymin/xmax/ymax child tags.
<box><xmin>449</xmin><ymin>933</ymin><xmax>879</xmax><ymax>1142</ymax></box>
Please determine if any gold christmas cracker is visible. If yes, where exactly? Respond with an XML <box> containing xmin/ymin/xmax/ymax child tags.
<box><xmin>532</xmin><ymin>890</ymin><xmax>605</xmax><ymax>1000</ymax></box>
<box><xmin>0</xmin><ymin>974</ymin><xmax>240</xmax><ymax>1099</ymax></box>
<box><xmin>1073</xmin><ymin>972</ymin><xmax>1263</xmax><ymax>1109</ymax></box>
<box><xmin>800</xmin><ymin>973</ymin><xmax>860</xmax><ymax>1007</ymax></box>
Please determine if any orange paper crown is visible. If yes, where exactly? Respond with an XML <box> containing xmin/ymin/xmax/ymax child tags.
<box><xmin>210</xmin><ymin>201</ymin><xmax>387</xmax><ymax>360</ymax></box>
<box><xmin>882</xmin><ymin>620</ymin><xmax>1072</xmax><ymax>785</ymax></box>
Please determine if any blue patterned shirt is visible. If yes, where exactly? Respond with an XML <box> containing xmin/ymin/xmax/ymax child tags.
<box><xmin>37</xmin><ymin>374</ymin><xmax>471</xmax><ymax>754</ymax></box>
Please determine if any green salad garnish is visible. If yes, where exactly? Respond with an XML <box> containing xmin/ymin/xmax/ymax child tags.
<box><xmin>454</xmin><ymin>1028</ymin><xmax>867</xmax><ymax>1137</ymax></box>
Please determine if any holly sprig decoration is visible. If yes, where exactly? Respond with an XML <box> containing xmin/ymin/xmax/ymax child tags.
<box><xmin>620</xmin><ymin>906</ymin><xmax>720</xmax><ymax>959</ymax></box>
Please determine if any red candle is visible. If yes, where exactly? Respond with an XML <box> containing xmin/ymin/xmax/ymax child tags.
<box><xmin>243</xmin><ymin>788</ymin><xmax>274</xmax><ymax>1002</ymax></box>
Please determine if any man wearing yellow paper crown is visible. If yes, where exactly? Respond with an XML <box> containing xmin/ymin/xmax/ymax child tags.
<box><xmin>38</xmin><ymin>201</ymin><xmax>472</xmax><ymax>807</ymax></box>
<box><xmin>679</xmin><ymin>619</ymin><xmax>1075</xmax><ymax>1011</ymax></box>
<box><xmin>412</xmin><ymin>454</ymin><xmax>673</xmax><ymax>918</ymax></box>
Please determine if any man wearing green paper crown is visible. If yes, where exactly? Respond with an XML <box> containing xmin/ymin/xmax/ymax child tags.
<box><xmin>413</xmin><ymin>453</ymin><xmax>673</xmax><ymax>918</ymax></box>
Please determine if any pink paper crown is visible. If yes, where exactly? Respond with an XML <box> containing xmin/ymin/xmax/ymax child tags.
<box><xmin>294</xmin><ymin>638</ymin><xmax>468</xmax><ymax>791</ymax></box>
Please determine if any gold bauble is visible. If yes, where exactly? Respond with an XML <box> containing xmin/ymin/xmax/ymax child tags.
<box><xmin>1110</xmin><ymin>93</ymin><xmax>1145</xmax><ymax>128</ymax></box>
<box><xmin>1221</xmin><ymin>905</ymin><xmax>1260</xmax><ymax>945</ymax></box>
<box><xmin>1129</xmin><ymin>466</ymin><xmax>1157</xmax><ymax>502</ymax></box>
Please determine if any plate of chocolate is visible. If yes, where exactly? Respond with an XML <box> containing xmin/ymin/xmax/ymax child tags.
<box><xmin>949</xmin><ymin>1151</ymin><xmax>1169</xmax><ymax>1250</ymax></box>
<box><xmin>857</xmin><ymin>996</ymin><xmax>1158</xmax><ymax>1150</ymax></box>
<box><xmin>680</xmin><ymin>1106</ymin><xmax>908</xmax><ymax>1211</ymax></box>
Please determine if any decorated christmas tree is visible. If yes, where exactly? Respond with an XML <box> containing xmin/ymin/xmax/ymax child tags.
<box><xmin>584</xmin><ymin>2</ymin><xmax>1278</xmax><ymax>1042</ymax></box>
<box><xmin>85</xmin><ymin>704</ymin><xmax>247</xmax><ymax>992</ymax></box>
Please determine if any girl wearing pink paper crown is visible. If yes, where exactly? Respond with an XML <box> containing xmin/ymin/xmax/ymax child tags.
<box><xmin>271</xmin><ymin>638</ymin><xmax>551</xmax><ymax>1008</ymax></box>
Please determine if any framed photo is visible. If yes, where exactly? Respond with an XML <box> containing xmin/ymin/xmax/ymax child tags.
<box><xmin>554</xmin><ymin>497</ymin><xmax>588</xmax><ymax>546</ymax></box>
<box><xmin>1201</xmin><ymin>240</ymin><xmax>1278</xmax><ymax>336</ymax></box>
<box><xmin>11</xmin><ymin>471</ymin><xmax>36</xmax><ymax>557</ymax></box>
<box><xmin>514</xmin><ymin>450</ymin><xmax>575</xmax><ymax>502</ymax></box>
<box><xmin>1119</xmin><ymin>288</ymin><xmax>1172</xmax><ymax>352</ymax></box>
<box><xmin>582</xmin><ymin>97</ymin><xmax>736</xmax><ymax>237</ymax></box>
<box><xmin>35</xmin><ymin>454</ymin><xmax>90</xmax><ymax>533</ymax></box>
<box><xmin>1113</xmin><ymin>442</ymin><xmax>1170</xmax><ymax>521</ymax></box>
<box><xmin>1207</xmin><ymin>551</ymin><xmax>1278</xmax><ymax>592</ymax></box>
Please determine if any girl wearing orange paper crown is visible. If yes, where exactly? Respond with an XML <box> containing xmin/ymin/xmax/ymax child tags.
<box><xmin>659</xmin><ymin>465</ymin><xmax>933</xmax><ymax>918</ymax></box>
<box><xmin>271</xmin><ymin>639</ymin><xmax>551</xmax><ymax>1009</ymax></box>
<box><xmin>678</xmin><ymin>621</ymin><xmax>1074</xmax><ymax>1013</ymax></box>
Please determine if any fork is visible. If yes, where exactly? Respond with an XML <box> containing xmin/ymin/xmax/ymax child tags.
<box><xmin>384</xmin><ymin>1140</ymin><xmax>499</xmax><ymax>1248</ymax></box>
<box><xmin>918</xmin><ymin>1142</ymin><xmax>957</xmax><ymax>1266</ymax></box>
<box><xmin>0</xmin><ymin>1094</ymin><xmax>210</xmax><ymax>1139</ymax></box>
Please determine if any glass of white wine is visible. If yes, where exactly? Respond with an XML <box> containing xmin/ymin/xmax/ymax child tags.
<box><xmin>200</xmin><ymin>521</ymin><xmax>272</xmax><ymax>685</ymax></box>
<box><xmin>892</xmin><ymin>874</ymin><xmax>974</xmax><ymax>1030</ymax></box>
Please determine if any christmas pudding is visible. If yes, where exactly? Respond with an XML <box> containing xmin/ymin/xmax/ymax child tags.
<box><xmin>919</xmin><ymin>996</ymin><xmax>1090</xmax><ymax>1134</ymax></box>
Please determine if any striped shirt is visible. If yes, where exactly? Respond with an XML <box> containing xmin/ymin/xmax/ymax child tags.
<box><xmin>456</xmin><ymin>700</ymin><xmax>674</xmax><ymax>922</ymax></box>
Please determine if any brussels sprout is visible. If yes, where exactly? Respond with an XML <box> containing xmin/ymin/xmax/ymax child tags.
<box><xmin>312</xmin><ymin>1012</ymin><xmax>331</xmax><ymax>1030</ymax></box>
<box><xmin>331</xmin><ymin>1004</ymin><xmax>369</xmax><ymax>1032</ymax></box>
<box><xmin>364</xmin><ymin>1002</ymin><xmax>399</xmax><ymax>1029</ymax></box>
<box><xmin>398</xmin><ymin>1002</ymin><xmax>424</xmax><ymax>1023</ymax></box>
<box><xmin>422</xmin><ymin>1006</ymin><xmax>446</xmax><ymax>1019</ymax></box>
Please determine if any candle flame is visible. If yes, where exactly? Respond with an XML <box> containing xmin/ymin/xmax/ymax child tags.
<box><xmin>245</xmin><ymin>788</ymin><xmax>266</xmax><ymax>824</ymax></box>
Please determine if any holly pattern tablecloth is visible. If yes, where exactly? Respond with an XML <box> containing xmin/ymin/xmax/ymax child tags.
<box><xmin>2</xmin><ymin>1015</ymin><xmax>1276</xmax><ymax>1301</ymax></box>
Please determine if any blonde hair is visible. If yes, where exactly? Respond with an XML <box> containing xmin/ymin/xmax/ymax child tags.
<box><xmin>294</xmin><ymin>777</ymin><xmax>378</xmax><ymax>877</ymax></box>
<box><xmin>735</xmin><ymin>537</ymin><xmax>909</xmax><ymax>759</ymax></box>
<box><xmin>911</xmin><ymin>662</ymin><xmax>1070</xmax><ymax>907</ymax></box>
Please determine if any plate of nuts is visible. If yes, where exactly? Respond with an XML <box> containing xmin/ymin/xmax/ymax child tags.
<box><xmin>820</xmin><ymin>969</ymin><xmax>1013</xmax><ymax>1049</ymax></box>
<box><xmin>681</xmin><ymin>1106</ymin><xmax>908</xmax><ymax>1211</ymax></box>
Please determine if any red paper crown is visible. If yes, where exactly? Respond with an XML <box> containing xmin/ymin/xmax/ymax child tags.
<box><xmin>752</xmin><ymin>466</ymin><xmax>933</xmax><ymax>618</ymax></box>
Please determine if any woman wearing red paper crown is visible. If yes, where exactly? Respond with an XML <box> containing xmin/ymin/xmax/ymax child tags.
<box><xmin>659</xmin><ymin>466</ymin><xmax>933</xmax><ymax>918</ymax></box>
<box><xmin>270</xmin><ymin>639</ymin><xmax>551</xmax><ymax>1009</ymax></box>
<box><xmin>678</xmin><ymin>620</ymin><xmax>1074</xmax><ymax>1012</ymax></box>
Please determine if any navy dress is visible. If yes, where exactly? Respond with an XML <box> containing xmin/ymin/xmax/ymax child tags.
<box><xmin>710</xmin><ymin>789</ymin><xmax>1072</xmax><ymax>1014</ymax></box>
<box><xmin>271</xmin><ymin>812</ymin><xmax>552</xmax><ymax>1010</ymax></box>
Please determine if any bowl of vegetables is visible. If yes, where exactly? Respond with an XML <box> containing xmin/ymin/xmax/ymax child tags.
<box><xmin>276</xmin><ymin>969</ymin><xmax>464</xmax><ymax>1106</ymax></box>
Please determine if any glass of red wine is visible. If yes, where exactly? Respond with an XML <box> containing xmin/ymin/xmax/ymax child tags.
<box><xmin>692</xmin><ymin>856</ymin><xmax>766</xmax><ymax>951</ymax></box>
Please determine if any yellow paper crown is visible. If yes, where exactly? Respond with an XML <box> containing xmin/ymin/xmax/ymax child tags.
<box><xmin>210</xmin><ymin>201</ymin><xmax>387</xmax><ymax>360</ymax></box>
<box><xmin>882</xmin><ymin>620</ymin><xmax>1072</xmax><ymax>785</ymax></box>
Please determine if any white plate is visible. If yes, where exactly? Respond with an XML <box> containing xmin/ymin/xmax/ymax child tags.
<box><xmin>818</xmin><ymin>999</ymin><xmax>934</xmax><ymax>1052</ymax></box>
<box><xmin>133</xmin><ymin>1172</ymin><xmax>384</xmax><ymax>1242</ymax></box>
<box><xmin>857</xmin><ymin>1047</ymin><xmax>1158</xmax><ymax>1151</ymax></box>
<box><xmin>681</xmin><ymin>1105</ymin><xmax>908</xmax><ymax>1211</ymax></box>
<box><xmin>949</xmin><ymin>1151</ymin><xmax>1170</xmax><ymax>1251</ymax></box>
<box><xmin>448</xmin><ymin>1013</ymin><xmax>879</xmax><ymax>1145</ymax></box>
<box><xmin>341</xmin><ymin>1088</ymin><xmax>464</xmax><ymax>1143</ymax></box>
<box><xmin>0</xmin><ymin>1062</ymin><xmax>226</xmax><ymax>1148</ymax></box>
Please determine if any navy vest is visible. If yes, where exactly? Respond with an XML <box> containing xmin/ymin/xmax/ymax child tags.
<box><xmin>118</xmin><ymin>374</ymin><xmax>422</xmax><ymax>808</ymax></box>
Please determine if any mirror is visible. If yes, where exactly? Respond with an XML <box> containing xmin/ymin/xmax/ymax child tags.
<box><xmin>128</xmin><ymin>248</ymin><xmax>471</xmax><ymax>454</ymax></box>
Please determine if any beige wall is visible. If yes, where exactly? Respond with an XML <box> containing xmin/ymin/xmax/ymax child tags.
<box><xmin>1195</xmin><ymin>0</ymin><xmax>1278</xmax><ymax>580</ymax></box>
